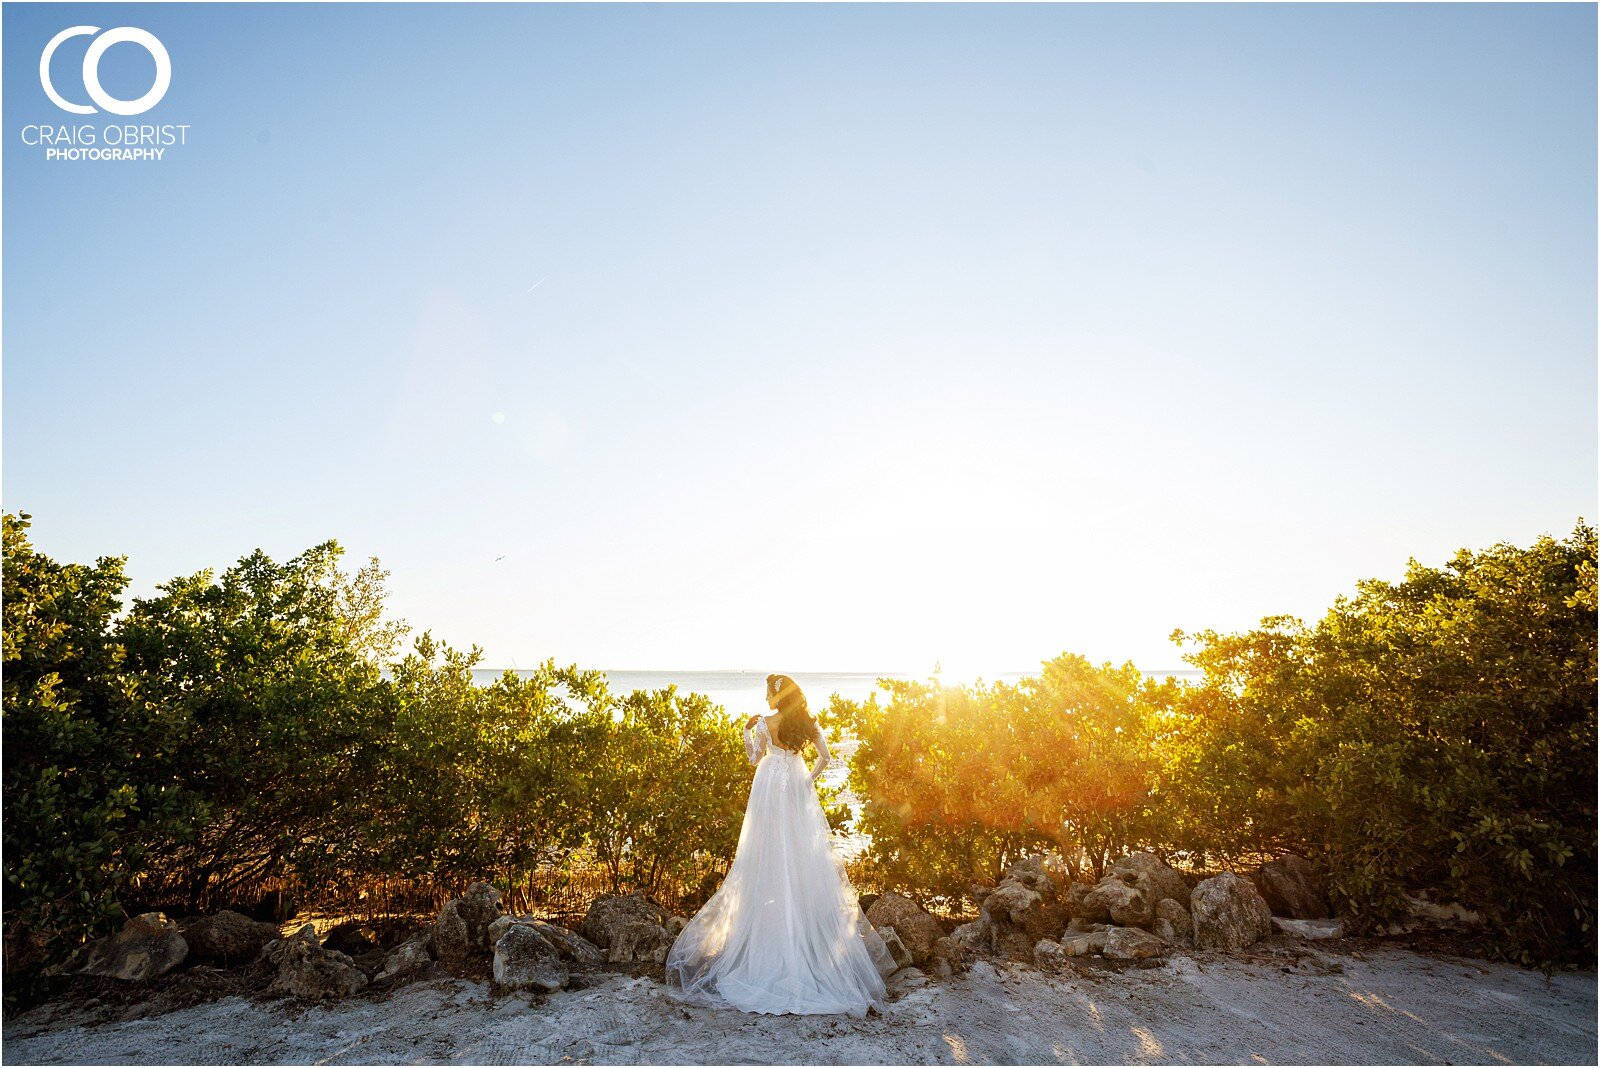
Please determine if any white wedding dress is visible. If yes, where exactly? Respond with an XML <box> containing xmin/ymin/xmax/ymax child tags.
<box><xmin>665</xmin><ymin>715</ymin><xmax>893</xmax><ymax>1017</ymax></box>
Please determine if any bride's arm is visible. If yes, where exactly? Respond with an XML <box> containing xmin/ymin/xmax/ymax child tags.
<box><xmin>810</xmin><ymin>726</ymin><xmax>830</xmax><ymax>783</ymax></box>
<box><xmin>743</xmin><ymin>717</ymin><xmax>768</xmax><ymax>765</ymax></box>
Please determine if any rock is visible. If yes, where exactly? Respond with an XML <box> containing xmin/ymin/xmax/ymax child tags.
<box><xmin>1033</xmin><ymin>939</ymin><xmax>1067</xmax><ymax>970</ymax></box>
<box><xmin>579</xmin><ymin>893</ymin><xmax>671</xmax><ymax>949</ymax></box>
<box><xmin>1191</xmin><ymin>872</ymin><xmax>1273</xmax><ymax>951</ymax></box>
<box><xmin>878</xmin><ymin>926</ymin><xmax>914</xmax><ymax>973</ymax></box>
<box><xmin>184</xmin><ymin>910</ymin><xmax>280</xmax><ymax>965</ymax></box>
<box><xmin>493</xmin><ymin>924</ymin><xmax>569</xmax><ymax>992</ymax></box>
<box><xmin>981</xmin><ymin>881</ymin><xmax>1042</xmax><ymax>925</ymax></box>
<box><xmin>931</xmin><ymin>931</ymin><xmax>976</xmax><ymax>969</ymax></box>
<box><xmin>76</xmin><ymin>912</ymin><xmax>188</xmax><ymax>981</ymax></box>
<box><xmin>999</xmin><ymin>856</ymin><xmax>1059</xmax><ymax>899</ymax></box>
<box><xmin>1152</xmin><ymin>899</ymin><xmax>1193</xmax><ymax>946</ymax></box>
<box><xmin>666</xmin><ymin>916</ymin><xmax>687</xmax><ymax>938</ymax></box>
<box><xmin>1252</xmin><ymin>855</ymin><xmax>1331</xmax><ymax>919</ymax></box>
<box><xmin>1066</xmin><ymin>917</ymin><xmax>1107</xmax><ymax>935</ymax></box>
<box><xmin>322</xmin><ymin>921</ymin><xmax>378</xmax><ymax>956</ymax></box>
<box><xmin>1060</xmin><ymin>930</ymin><xmax>1106</xmax><ymax>956</ymax></box>
<box><xmin>1102</xmin><ymin>926</ymin><xmax>1169</xmax><ymax>960</ymax></box>
<box><xmin>434</xmin><ymin>882</ymin><xmax>503</xmax><ymax>965</ymax></box>
<box><xmin>866</xmin><ymin>893</ymin><xmax>942</xmax><ymax>964</ymax></box>
<box><xmin>607</xmin><ymin>920</ymin><xmax>674</xmax><ymax>964</ymax></box>
<box><xmin>1109</xmin><ymin>853</ymin><xmax>1190</xmax><ymax>906</ymax></box>
<box><xmin>263</xmin><ymin>925</ymin><xmax>368</xmax><ymax>999</ymax></box>
<box><xmin>377</xmin><ymin>933</ymin><xmax>434</xmax><ymax>981</ymax></box>
<box><xmin>1272</xmin><ymin>917</ymin><xmax>1345</xmax><ymax>940</ymax></box>
<box><xmin>1404</xmin><ymin>894</ymin><xmax>1483</xmax><ymax>929</ymax></box>
<box><xmin>966</xmin><ymin>859</ymin><xmax>1070</xmax><ymax>957</ymax></box>
<box><xmin>1081</xmin><ymin>873</ymin><xmax>1155</xmax><ymax>928</ymax></box>
<box><xmin>534</xmin><ymin>923</ymin><xmax>606</xmax><ymax>967</ymax></box>
<box><xmin>858</xmin><ymin>893</ymin><xmax>880</xmax><ymax>913</ymax></box>
<box><xmin>1068</xmin><ymin>882</ymin><xmax>1100</xmax><ymax>921</ymax></box>
<box><xmin>486</xmin><ymin>915</ymin><xmax>520</xmax><ymax>947</ymax></box>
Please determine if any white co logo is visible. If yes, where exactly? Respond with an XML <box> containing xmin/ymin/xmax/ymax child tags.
<box><xmin>40</xmin><ymin>26</ymin><xmax>171</xmax><ymax>116</ymax></box>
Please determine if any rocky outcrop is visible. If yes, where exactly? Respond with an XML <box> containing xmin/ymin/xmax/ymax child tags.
<box><xmin>1152</xmin><ymin>898</ymin><xmax>1193</xmax><ymax>946</ymax></box>
<box><xmin>866</xmin><ymin>893</ymin><xmax>942</xmax><ymax>964</ymax></box>
<box><xmin>1108</xmin><ymin>853</ymin><xmax>1189</xmax><ymax>906</ymax></box>
<box><xmin>434</xmin><ymin>882</ymin><xmax>504</xmax><ymax>966</ymax></box>
<box><xmin>1191</xmin><ymin>873</ymin><xmax>1273</xmax><ymax>951</ymax></box>
<box><xmin>492</xmin><ymin>924</ymin><xmax>569</xmax><ymax>993</ymax></box>
<box><xmin>1077</xmin><ymin>871</ymin><xmax>1155</xmax><ymax>928</ymax></box>
<box><xmin>376</xmin><ymin>931</ymin><xmax>435</xmax><ymax>981</ymax></box>
<box><xmin>963</xmin><ymin>858</ymin><xmax>1069</xmax><ymax>959</ymax></box>
<box><xmin>580</xmin><ymin>893</ymin><xmax>670</xmax><ymax>947</ymax></box>
<box><xmin>878</xmin><ymin>927</ymin><xmax>914</xmax><ymax>972</ymax></box>
<box><xmin>76</xmin><ymin>912</ymin><xmax>188</xmax><ymax>981</ymax></box>
<box><xmin>184</xmin><ymin>910</ymin><xmax>280</xmax><ymax>965</ymax></box>
<box><xmin>1033</xmin><ymin>938</ymin><xmax>1068</xmax><ymax>970</ymax></box>
<box><xmin>262</xmin><ymin>924</ymin><xmax>368</xmax><ymax>999</ymax></box>
<box><xmin>1102</xmin><ymin>926</ymin><xmax>1168</xmax><ymax>960</ymax></box>
<box><xmin>1251</xmin><ymin>855</ymin><xmax>1331</xmax><ymax>919</ymax></box>
<box><xmin>488</xmin><ymin>916</ymin><xmax>605</xmax><ymax>968</ymax></box>
<box><xmin>608</xmin><ymin>920</ymin><xmax>675</xmax><ymax>964</ymax></box>
<box><xmin>1272</xmin><ymin>917</ymin><xmax>1344</xmax><ymax>940</ymax></box>
<box><xmin>578</xmin><ymin>894</ymin><xmax>682</xmax><ymax>964</ymax></box>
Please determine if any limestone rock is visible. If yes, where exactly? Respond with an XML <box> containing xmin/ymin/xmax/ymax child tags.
<box><xmin>1404</xmin><ymin>894</ymin><xmax>1483</xmax><ymax>929</ymax></box>
<box><xmin>486</xmin><ymin>915</ymin><xmax>520</xmax><ymax>947</ymax></box>
<box><xmin>1081</xmin><ymin>873</ymin><xmax>1155</xmax><ymax>928</ymax></box>
<box><xmin>866</xmin><ymin>893</ymin><xmax>942</xmax><ymax>964</ymax></box>
<box><xmin>77</xmin><ymin>912</ymin><xmax>188</xmax><ymax>981</ymax></box>
<box><xmin>1102</xmin><ymin>926</ymin><xmax>1169</xmax><ymax>960</ymax></box>
<box><xmin>999</xmin><ymin>856</ymin><xmax>1059</xmax><ymax>899</ymax></box>
<box><xmin>184</xmin><ymin>910</ymin><xmax>280</xmax><ymax>965</ymax></box>
<box><xmin>1059</xmin><ymin>930</ymin><xmax>1106</xmax><ymax>957</ymax></box>
<box><xmin>1067</xmin><ymin>881</ymin><xmax>1100</xmax><ymax>921</ymax></box>
<box><xmin>607</xmin><ymin>919</ymin><xmax>674</xmax><ymax>964</ymax></box>
<box><xmin>377</xmin><ymin>932</ymin><xmax>434</xmax><ymax>981</ymax></box>
<box><xmin>534</xmin><ymin>922</ymin><xmax>606</xmax><ymax>967</ymax></box>
<box><xmin>1152</xmin><ymin>898</ymin><xmax>1193</xmax><ymax>946</ymax></box>
<box><xmin>1252</xmin><ymin>855</ymin><xmax>1331</xmax><ymax>919</ymax></box>
<box><xmin>981</xmin><ymin>881</ymin><xmax>1041</xmax><ymax>925</ymax></box>
<box><xmin>493</xmin><ymin>924</ymin><xmax>568</xmax><ymax>992</ymax></box>
<box><xmin>579</xmin><ymin>893</ymin><xmax>671</xmax><ymax>949</ymax></box>
<box><xmin>1191</xmin><ymin>872</ymin><xmax>1273</xmax><ymax>951</ymax></box>
<box><xmin>434</xmin><ymin>882</ymin><xmax>503</xmax><ymax>965</ymax></box>
<box><xmin>264</xmin><ymin>925</ymin><xmax>368</xmax><ymax>999</ymax></box>
<box><xmin>878</xmin><ymin>926</ymin><xmax>914</xmax><ymax>973</ymax></box>
<box><xmin>1033</xmin><ymin>939</ymin><xmax>1067</xmax><ymax>970</ymax></box>
<box><xmin>1109</xmin><ymin>853</ymin><xmax>1190</xmax><ymax>906</ymax></box>
<box><xmin>1272</xmin><ymin>917</ymin><xmax>1345</xmax><ymax>940</ymax></box>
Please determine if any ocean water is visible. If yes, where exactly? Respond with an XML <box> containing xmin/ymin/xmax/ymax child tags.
<box><xmin>467</xmin><ymin>666</ymin><xmax>1201</xmax><ymax>714</ymax></box>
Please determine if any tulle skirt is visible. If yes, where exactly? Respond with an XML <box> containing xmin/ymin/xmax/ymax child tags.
<box><xmin>665</xmin><ymin>747</ymin><xmax>891</xmax><ymax>1017</ymax></box>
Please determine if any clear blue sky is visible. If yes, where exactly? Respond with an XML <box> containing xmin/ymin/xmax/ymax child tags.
<box><xmin>5</xmin><ymin>3</ymin><xmax>1595</xmax><ymax>676</ymax></box>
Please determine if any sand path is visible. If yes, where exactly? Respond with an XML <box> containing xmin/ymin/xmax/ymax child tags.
<box><xmin>5</xmin><ymin>946</ymin><xmax>1594</xmax><ymax>1065</ymax></box>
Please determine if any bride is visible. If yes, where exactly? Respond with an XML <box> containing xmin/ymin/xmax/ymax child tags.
<box><xmin>665</xmin><ymin>673</ymin><xmax>893</xmax><ymax>1016</ymax></box>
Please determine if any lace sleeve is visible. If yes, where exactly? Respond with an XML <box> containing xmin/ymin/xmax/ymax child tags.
<box><xmin>810</xmin><ymin>725</ymin><xmax>830</xmax><ymax>783</ymax></box>
<box><xmin>744</xmin><ymin>718</ymin><xmax>769</xmax><ymax>766</ymax></box>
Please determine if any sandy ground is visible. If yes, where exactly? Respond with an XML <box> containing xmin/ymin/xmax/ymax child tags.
<box><xmin>4</xmin><ymin>943</ymin><xmax>1594</xmax><ymax>1065</ymax></box>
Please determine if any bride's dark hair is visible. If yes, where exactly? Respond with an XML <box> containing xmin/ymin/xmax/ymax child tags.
<box><xmin>766</xmin><ymin>673</ymin><xmax>817</xmax><ymax>753</ymax></box>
